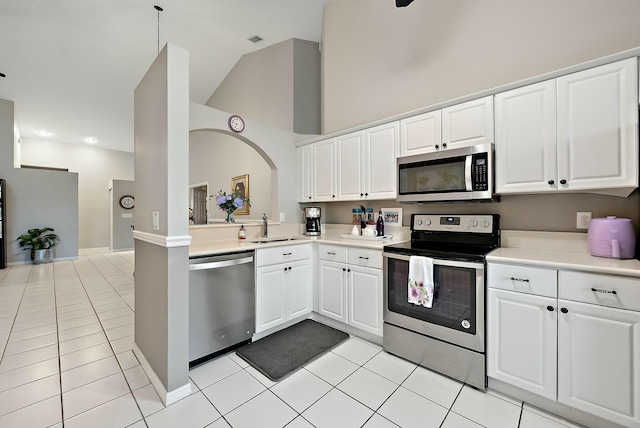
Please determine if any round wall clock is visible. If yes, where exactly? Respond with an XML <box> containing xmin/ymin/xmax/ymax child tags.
<box><xmin>228</xmin><ymin>115</ymin><xmax>245</xmax><ymax>133</ymax></box>
<box><xmin>119</xmin><ymin>195</ymin><xmax>135</xmax><ymax>209</ymax></box>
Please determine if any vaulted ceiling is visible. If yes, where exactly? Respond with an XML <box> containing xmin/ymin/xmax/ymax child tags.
<box><xmin>0</xmin><ymin>0</ymin><xmax>330</xmax><ymax>153</ymax></box>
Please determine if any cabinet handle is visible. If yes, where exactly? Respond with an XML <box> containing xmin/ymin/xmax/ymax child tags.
<box><xmin>283</xmin><ymin>267</ymin><xmax>287</xmax><ymax>272</ymax></box>
<box><xmin>332</xmin><ymin>195</ymin><xmax>336</xmax><ymax>198</ymax></box>
<box><xmin>560</xmin><ymin>307</ymin><xmax>568</xmax><ymax>314</ymax></box>
<box><xmin>591</xmin><ymin>287</ymin><xmax>617</xmax><ymax>295</ymax></box>
<box><xmin>560</xmin><ymin>179</ymin><xmax>567</xmax><ymax>185</ymax></box>
<box><xmin>327</xmin><ymin>252</ymin><xmax>336</xmax><ymax>255</ymax></box>
<box><xmin>364</xmin><ymin>193</ymin><xmax>368</xmax><ymax>197</ymax></box>
<box><xmin>347</xmin><ymin>269</ymin><xmax>351</xmax><ymax>272</ymax></box>
<box><xmin>342</xmin><ymin>268</ymin><xmax>346</xmax><ymax>272</ymax></box>
<box><xmin>510</xmin><ymin>277</ymin><xmax>530</xmax><ymax>282</ymax></box>
<box><xmin>283</xmin><ymin>252</ymin><xmax>292</xmax><ymax>256</ymax></box>
<box><xmin>360</xmin><ymin>193</ymin><xmax>364</xmax><ymax>197</ymax></box>
<box><xmin>435</xmin><ymin>144</ymin><xmax>440</xmax><ymax>150</ymax></box>
<box><xmin>288</xmin><ymin>267</ymin><xmax>292</xmax><ymax>271</ymax></box>
<box><xmin>547</xmin><ymin>306</ymin><xmax>555</xmax><ymax>312</ymax></box>
<box><xmin>358</xmin><ymin>256</ymin><xmax>369</xmax><ymax>260</ymax></box>
<box><xmin>308</xmin><ymin>196</ymin><xmax>311</xmax><ymax>200</ymax></box>
<box><xmin>547</xmin><ymin>180</ymin><xmax>555</xmax><ymax>185</ymax></box>
<box><xmin>442</xmin><ymin>143</ymin><xmax>447</xmax><ymax>149</ymax></box>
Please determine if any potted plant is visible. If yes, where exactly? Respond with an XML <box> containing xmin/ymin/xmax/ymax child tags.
<box><xmin>17</xmin><ymin>227</ymin><xmax>60</xmax><ymax>264</ymax></box>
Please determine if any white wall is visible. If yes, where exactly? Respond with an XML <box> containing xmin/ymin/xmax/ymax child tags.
<box><xmin>20</xmin><ymin>139</ymin><xmax>134</xmax><ymax>249</ymax></box>
<box><xmin>322</xmin><ymin>0</ymin><xmax>640</xmax><ymax>133</ymax></box>
<box><xmin>189</xmin><ymin>130</ymin><xmax>271</xmax><ymax>222</ymax></box>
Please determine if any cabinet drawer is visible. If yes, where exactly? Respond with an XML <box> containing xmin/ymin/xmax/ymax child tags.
<box><xmin>488</xmin><ymin>263</ymin><xmax>557</xmax><ymax>298</ymax></box>
<box><xmin>256</xmin><ymin>244</ymin><xmax>311</xmax><ymax>267</ymax></box>
<box><xmin>348</xmin><ymin>248</ymin><xmax>382</xmax><ymax>270</ymax></box>
<box><xmin>318</xmin><ymin>244</ymin><xmax>348</xmax><ymax>263</ymax></box>
<box><xmin>559</xmin><ymin>270</ymin><xmax>640</xmax><ymax>312</ymax></box>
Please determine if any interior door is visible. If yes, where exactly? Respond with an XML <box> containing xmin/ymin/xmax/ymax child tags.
<box><xmin>192</xmin><ymin>186</ymin><xmax>208</xmax><ymax>225</ymax></box>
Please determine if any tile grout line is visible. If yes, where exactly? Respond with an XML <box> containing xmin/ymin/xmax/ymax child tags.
<box><xmin>53</xmin><ymin>262</ymin><xmax>66</xmax><ymax>427</ymax></box>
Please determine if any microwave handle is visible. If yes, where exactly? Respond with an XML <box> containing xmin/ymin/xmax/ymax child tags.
<box><xmin>465</xmin><ymin>155</ymin><xmax>473</xmax><ymax>191</ymax></box>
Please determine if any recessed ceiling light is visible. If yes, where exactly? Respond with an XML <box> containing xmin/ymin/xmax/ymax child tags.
<box><xmin>84</xmin><ymin>137</ymin><xmax>98</xmax><ymax>144</ymax></box>
<box><xmin>35</xmin><ymin>130</ymin><xmax>51</xmax><ymax>137</ymax></box>
<box><xmin>248</xmin><ymin>35</ymin><xmax>264</xmax><ymax>43</ymax></box>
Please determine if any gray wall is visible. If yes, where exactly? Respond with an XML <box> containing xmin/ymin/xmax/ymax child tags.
<box><xmin>0</xmin><ymin>99</ymin><xmax>79</xmax><ymax>264</ymax></box>
<box><xmin>319</xmin><ymin>0</ymin><xmax>640</xmax><ymax>233</ymax></box>
<box><xmin>206</xmin><ymin>38</ymin><xmax>320</xmax><ymax>135</ymax></box>
<box><xmin>110</xmin><ymin>179</ymin><xmax>135</xmax><ymax>251</ymax></box>
<box><xmin>189</xmin><ymin>130</ymin><xmax>271</xmax><ymax>222</ymax></box>
<box><xmin>20</xmin><ymin>139</ymin><xmax>134</xmax><ymax>249</ymax></box>
<box><xmin>322</xmin><ymin>0</ymin><xmax>640</xmax><ymax>134</ymax></box>
<box><xmin>134</xmin><ymin>43</ymin><xmax>190</xmax><ymax>394</ymax></box>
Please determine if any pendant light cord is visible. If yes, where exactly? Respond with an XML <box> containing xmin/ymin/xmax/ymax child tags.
<box><xmin>154</xmin><ymin>5</ymin><xmax>163</xmax><ymax>54</ymax></box>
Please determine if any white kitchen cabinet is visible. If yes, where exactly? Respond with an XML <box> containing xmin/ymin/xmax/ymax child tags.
<box><xmin>557</xmin><ymin>58</ymin><xmax>638</xmax><ymax>195</ymax></box>
<box><xmin>312</xmin><ymin>138</ymin><xmax>337</xmax><ymax>201</ymax></box>
<box><xmin>336</xmin><ymin>122</ymin><xmax>399</xmax><ymax>201</ymax></box>
<box><xmin>399</xmin><ymin>96</ymin><xmax>493</xmax><ymax>156</ymax></box>
<box><xmin>495</xmin><ymin>58</ymin><xmax>638</xmax><ymax>196</ymax></box>
<box><xmin>558</xmin><ymin>299</ymin><xmax>640</xmax><ymax>428</ymax></box>
<box><xmin>298</xmin><ymin>144</ymin><xmax>313</xmax><ymax>202</ymax></box>
<box><xmin>400</xmin><ymin>110</ymin><xmax>442</xmax><ymax>156</ymax></box>
<box><xmin>336</xmin><ymin>131</ymin><xmax>365</xmax><ymax>200</ymax></box>
<box><xmin>317</xmin><ymin>244</ymin><xmax>383</xmax><ymax>336</ymax></box>
<box><xmin>487</xmin><ymin>288</ymin><xmax>557</xmax><ymax>400</ymax></box>
<box><xmin>495</xmin><ymin>80</ymin><xmax>557</xmax><ymax>194</ymax></box>
<box><xmin>318</xmin><ymin>259</ymin><xmax>348</xmax><ymax>324</ymax></box>
<box><xmin>442</xmin><ymin>96</ymin><xmax>494</xmax><ymax>149</ymax></box>
<box><xmin>488</xmin><ymin>262</ymin><xmax>640</xmax><ymax>428</ymax></box>
<box><xmin>255</xmin><ymin>244</ymin><xmax>312</xmax><ymax>333</ymax></box>
<box><xmin>348</xmin><ymin>264</ymin><xmax>383</xmax><ymax>336</ymax></box>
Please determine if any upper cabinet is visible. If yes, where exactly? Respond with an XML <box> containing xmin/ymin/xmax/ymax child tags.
<box><xmin>300</xmin><ymin>121</ymin><xmax>399</xmax><ymax>203</ymax></box>
<box><xmin>399</xmin><ymin>96</ymin><xmax>494</xmax><ymax>157</ymax></box>
<box><xmin>496</xmin><ymin>58</ymin><xmax>638</xmax><ymax>196</ymax></box>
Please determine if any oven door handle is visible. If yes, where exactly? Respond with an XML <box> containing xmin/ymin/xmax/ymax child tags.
<box><xmin>383</xmin><ymin>252</ymin><xmax>485</xmax><ymax>270</ymax></box>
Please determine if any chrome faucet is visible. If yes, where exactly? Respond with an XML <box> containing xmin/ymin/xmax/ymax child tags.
<box><xmin>261</xmin><ymin>213</ymin><xmax>268</xmax><ymax>238</ymax></box>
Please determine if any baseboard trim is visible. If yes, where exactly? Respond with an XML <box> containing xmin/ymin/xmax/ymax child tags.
<box><xmin>133</xmin><ymin>342</ymin><xmax>191</xmax><ymax>406</ymax></box>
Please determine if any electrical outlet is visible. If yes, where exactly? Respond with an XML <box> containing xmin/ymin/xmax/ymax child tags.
<box><xmin>576</xmin><ymin>212</ymin><xmax>592</xmax><ymax>229</ymax></box>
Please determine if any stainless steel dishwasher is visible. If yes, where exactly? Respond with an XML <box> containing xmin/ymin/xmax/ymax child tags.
<box><xmin>189</xmin><ymin>250</ymin><xmax>255</xmax><ymax>366</ymax></box>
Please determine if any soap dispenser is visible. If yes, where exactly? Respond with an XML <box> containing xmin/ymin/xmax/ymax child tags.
<box><xmin>238</xmin><ymin>225</ymin><xmax>246</xmax><ymax>240</ymax></box>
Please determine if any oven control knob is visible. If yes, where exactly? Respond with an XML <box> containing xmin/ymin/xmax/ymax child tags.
<box><xmin>424</xmin><ymin>219</ymin><xmax>431</xmax><ymax>225</ymax></box>
<box><xmin>470</xmin><ymin>219</ymin><xmax>478</xmax><ymax>228</ymax></box>
<box><xmin>416</xmin><ymin>219</ymin><xmax>423</xmax><ymax>226</ymax></box>
<box><xmin>483</xmin><ymin>220</ymin><xmax>490</xmax><ymax>228</ymax></box>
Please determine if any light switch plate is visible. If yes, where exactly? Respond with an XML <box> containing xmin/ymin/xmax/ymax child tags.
<box><xmin>152</xmin><ymin>211</ymin><xmax>160</xmax><ymax>231</ymax></box>
<box><xmin>279</xmin><ymin>212</ymin><xmax>285</xmax><ymax>222</ymax></box>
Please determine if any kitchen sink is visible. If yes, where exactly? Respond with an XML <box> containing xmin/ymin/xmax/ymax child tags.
<box><xmin>248</xmin><ymin>237</ymin><xmax>301</xmax><ymax>244</ymax></box>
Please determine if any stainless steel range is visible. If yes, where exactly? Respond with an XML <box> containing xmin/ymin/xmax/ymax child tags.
<box><xmin>382</xmin><ymin>214</ymin><xmax>500</xmax><ymax>389</ymax></box>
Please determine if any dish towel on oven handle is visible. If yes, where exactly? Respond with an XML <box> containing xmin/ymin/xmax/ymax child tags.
<box><xmin>408</xmin><ymin>255</ymin><xmax>434</xmax><ymax>308</ymax></box>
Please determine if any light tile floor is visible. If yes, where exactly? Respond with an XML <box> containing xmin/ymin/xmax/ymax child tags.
<box><xmin>0</xmin><ymin>249</ymin><xmax>586</xmax><ymax>428</ymax></box>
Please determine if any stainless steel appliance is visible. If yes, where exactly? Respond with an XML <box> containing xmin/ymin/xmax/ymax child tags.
<box><xmin>303</xmin><ymin>207</ymin><xmax>321</xmax><ymax>236</ymax></box>
<box><xmin>382</xmin><ymin>214</ymin><xmax>500</xmax><ymax>389</ymax></box>
<box><xmin>396</xmin><ymin>143</ymin><xmax>497</xmax><ymax>203</ymax></box>
<box><xmin>188</xmin><ymin>250</ymin><xmax>255</xmax><ymax>366</ymax></box>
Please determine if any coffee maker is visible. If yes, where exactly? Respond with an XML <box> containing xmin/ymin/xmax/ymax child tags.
<box><xmin>303</xmin><ymin>207</ymin><xmax>321</xmax><ymax>236</ymax></box>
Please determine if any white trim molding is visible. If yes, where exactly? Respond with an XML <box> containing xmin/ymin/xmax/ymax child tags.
<box><xmin>133</xmin><ymin>343</ymin><xmax>192</xmax><ymax>406</ymax></box>
<box><xmin>133</xmin><ymin>231</ymin><xmax>192</xmax><ymax>248</ymax></box>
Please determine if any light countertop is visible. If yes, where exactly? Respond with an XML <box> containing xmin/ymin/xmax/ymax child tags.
<box><xmin>487</xmin><ymin>247</ymin><xmax>640</xmax><ymax>278</ymax></box>
<box><xmin>189</xmin><ymin>232</ymin><xmax>409</xmax><ymax>257</ymax></box>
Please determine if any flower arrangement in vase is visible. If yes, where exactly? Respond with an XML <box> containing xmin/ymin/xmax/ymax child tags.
<box><xmin>211</xmin><ymin>189</ymin><xmax>251</xmax><ymax>223</ymax></box>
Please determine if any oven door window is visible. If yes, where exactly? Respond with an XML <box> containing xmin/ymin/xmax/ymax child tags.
<box><xmin>387</xmin><ymin>258</ymin><xmax>476</xmax><ymax>334</ymax></box>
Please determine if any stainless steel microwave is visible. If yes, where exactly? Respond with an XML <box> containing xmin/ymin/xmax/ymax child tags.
<box><xmin>396</xmin><ymin>143</ymin><xmax>497</xmax><ymax>203</ymax></box>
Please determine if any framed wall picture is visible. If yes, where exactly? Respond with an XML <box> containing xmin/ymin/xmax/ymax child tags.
<box><xmin>381</xmin><ymin>207</ymin><xmax>403</xmax><ymax>227</ymax></box>
<box><xmin>231</xmin><ymin>174</ymin><xmax>250</xmax><ymax>215</ymax></box>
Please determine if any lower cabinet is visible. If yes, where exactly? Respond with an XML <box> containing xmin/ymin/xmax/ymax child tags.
<box><xmin>255</xmin><ymin>244</ymin><xmax>312</xmax><ymax>333</ymax></box>
<box><xmin>317</xmin><ymin>245</ymin><xmax>383</xmax><ymax>336</ymax></box>
<box><xmin>488</xmin><ymin>263</ymin><xmax>640</xmax><ymax>428</ymax></box>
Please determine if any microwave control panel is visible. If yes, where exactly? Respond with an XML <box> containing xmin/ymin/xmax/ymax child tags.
<box><xmin>471</xmin><ymin>153</ymin><xmax>488</xmax><ymax>191</ymax></box>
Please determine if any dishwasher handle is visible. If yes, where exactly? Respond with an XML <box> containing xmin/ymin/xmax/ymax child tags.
<box><xmin>189</xmin><ymin>256</ymin><xmax>254</xmax><ymax>271</ymax></box>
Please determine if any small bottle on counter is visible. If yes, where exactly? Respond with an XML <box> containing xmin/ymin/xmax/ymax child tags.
<box><xmin>238</xmin><ymin>225</ymin><xmax>246</xmax><ymax>240</ymax></box>
<box><xmin>376</xmin><ymin>210</ymin><xmax>384</xmax><ymax>236</ymax></box>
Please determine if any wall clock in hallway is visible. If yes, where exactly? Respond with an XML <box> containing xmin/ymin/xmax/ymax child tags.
<box><xmin>119</xmin><ymin>195</ymin><xmax>135</xmax><ymax>209</ymax></box>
